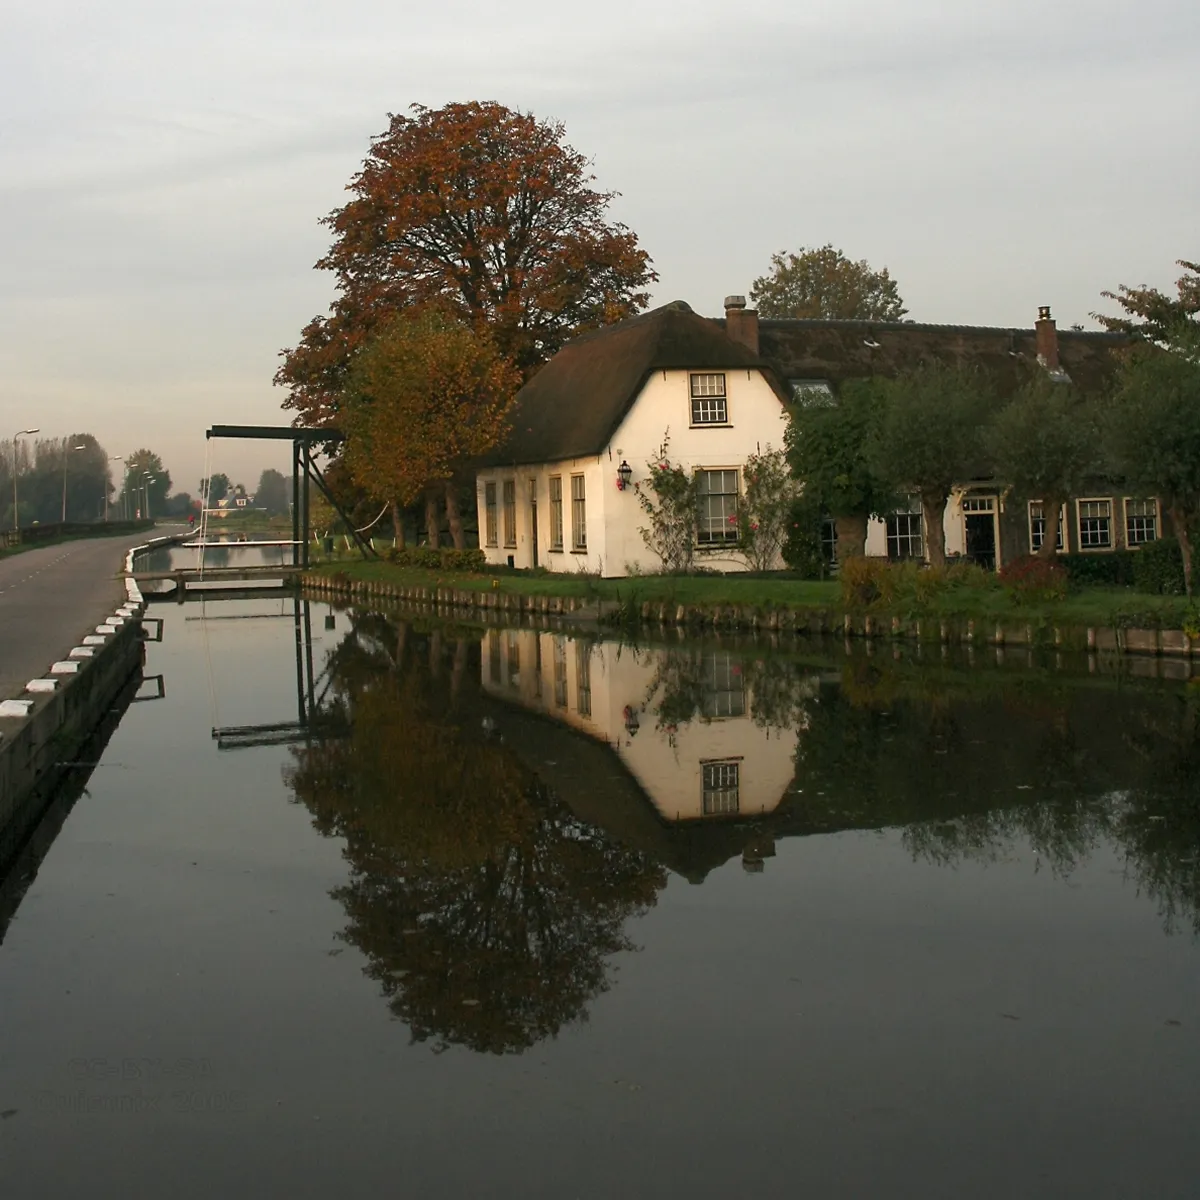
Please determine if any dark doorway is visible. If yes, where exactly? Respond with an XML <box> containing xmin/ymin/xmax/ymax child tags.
<box><xmin>529</xmin><ymin>480</ymin><xmax>539</xmax><ymax>569</ymax></box>
<box><xmin>965</xmin><ymin>512</ymin><xmax>997</xmax><ymax>570</ymax></box>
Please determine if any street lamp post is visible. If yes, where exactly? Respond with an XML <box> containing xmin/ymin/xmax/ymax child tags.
<box><xmin>107</xmin><ymin>456</ymin><xmax>123</xmax><ymax>522</ymax></box>
<box><xmin>62</xmin><ymin>444</ymin><xmax>86</xmax><ymax>523</ymax></box>
<box><xmin>11</xmin><ymin>427</ymin><xmax>40</xmax><ymax>533</ymax></box>
<box><xmin>143</xmin><ymin>474</ymin><xmax>156</xmax><ymax>522</ymax></box>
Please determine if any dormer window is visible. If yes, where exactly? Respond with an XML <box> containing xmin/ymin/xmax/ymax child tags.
<box><xmin>789</xmin><ymin>380</ymin><xmax>833</xmax><ymax>406</ymax></box>
<box><xmin>690</xmin><ymin>373</ymin><xmax>728</xmax><ymax>424</ymax></box>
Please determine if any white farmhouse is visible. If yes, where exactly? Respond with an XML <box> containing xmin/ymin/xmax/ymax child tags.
<box><xmin>475</xmin><ymin>299</ymin><xmax>789</xmax><ymax>577</ymax></box>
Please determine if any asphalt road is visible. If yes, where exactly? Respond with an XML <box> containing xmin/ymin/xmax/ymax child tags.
<box><xmin>0</xmin><ymin>531</ymin><xmax>162</xmax><ymax>700</ymax></box>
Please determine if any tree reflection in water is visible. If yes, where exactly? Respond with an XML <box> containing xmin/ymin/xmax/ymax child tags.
<box><xmin>285</xmin><ymin>614</ymin><xmax>666</xmax><ymax>1054</ymax></box>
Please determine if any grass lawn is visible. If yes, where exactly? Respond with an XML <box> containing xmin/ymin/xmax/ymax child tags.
<box><xmin>309</xmin><ymin>554</ymin><xmax>1198</xmax><ymax>631</ymax></box>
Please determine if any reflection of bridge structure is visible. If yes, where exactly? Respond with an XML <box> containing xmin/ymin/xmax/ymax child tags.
<box><xmin>206</xmin><ymin>596</ymin><xmax>349</xmax><ymax>751</ymax></box>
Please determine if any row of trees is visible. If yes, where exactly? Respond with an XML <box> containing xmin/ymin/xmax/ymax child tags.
<box><xmin>0</xmin><ymin>438</ymin><xmax>178</xmax><ymax>526</ymax></box>
<box><xmin>787</xmin><ymin>260</ymin><xmax>1200</xmax><ymax>592</ymax></box>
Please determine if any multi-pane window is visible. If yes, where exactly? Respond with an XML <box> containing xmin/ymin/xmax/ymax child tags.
<box><xmin>549</xmin><ymin>476</ymin><xmax>564</xmax><ymax>551</ymax></box>
<box><xmin>886</xmin><ymin>498</ymin><xmax>923</xmax><ymax>560</ymax></box>
<box><xmin>789</xmin><ymin>380</ymin><xmax>834</xmax><ymax>406</ymax></box>
<box><xmin>484</xmin><ymin>483</ymin><xmax>498</xmax><ymax>548</ymax></box>
<box><xmin>690</xmin><ymin>373</ymin><xmax>728</xmax><ymax>425</ymax></box>
<box><xmin>1029</xmin><ymin>501</ymin><xmax>1064</xmax><ymax>553</ymax></box>
<box><xmin>1125</xmin><ymin>498</ymin><xmax>1158</xmax><ymax>546</ymax></box>
<box><xmin>575</xmin><ymin>643</ymin><xmax>592</xmax><ymax>717</ymax></box>
<box><xmin>702</xmin><ymin>761</ymin><xmax>741</xmax><ymax>816</ymax></box>
<box><xmin>506</xmin><ymin>630</ymin><xmax>520</xmax><ymax>689</ymax></box>
<box><xmin>487</xmin><ymin>629</ymin><xmax>501</xmax><ymax>684</ymax></box>
<box><xmin>570</xmin><ymin>475</ymin><xmax>587</xmax><ymax>550</ymax></box>
<box><xmin>552</xmin><ymin>638</ymin><xmax>567</xmax><ymax>708</ymax></box>
<box><xmin>820</xmin><ymin>517</ymin><xmax>838</xmax><ymax>564</ymax></box>
<box><xmin>696</xmin><ymin>469</ymin><xmax>739</xmax><ymax>544</ymax></box>
<box><xmin>1078</xmin><ymin>499</ymin><xmax>1113</xmax><ymax>550</ymax></box>
<box><xmin>701</xmin><ymin>653</ymin><xmax>746</xmax><ymax>719</ymax></box>
<box><xmin>502</xmin><ymin>480</ymin><xmax>517</xmax><ymax>547</ymax></box>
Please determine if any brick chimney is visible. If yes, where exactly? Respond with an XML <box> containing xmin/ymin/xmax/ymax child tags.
<box><xmin>724</xmin><ymin>295</ymin><xmax>759</xmax><ymax>355</ymax></box>
<box><xmin>1035</xmin><ymin>304</ymin><xmax>1059</xmax><ymax>371</ymax></box>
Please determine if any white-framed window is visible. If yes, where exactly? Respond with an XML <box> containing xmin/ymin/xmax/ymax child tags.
<box><xmin>1028</xmin><ymin>501</ymin><xmax>1065</xmax><ymax>553</ymax></box>
<box><xmin>552</xmin><ymin>637</ymin><xmax>567</xmax><ymax>708</ymax></box>
<box><xmin>697</xmin><ymin>468</ymin><xmax>739</xmax><ymax>544</ymax></box>
<box><xmin>1125</xmin><ymin>498</ymin><xmax>1159</xmax><ymax>546</ymax></box>
<box><xmin>502</xmin><ymin>480</ymin><xmax>517</xmax><ymax>547</ymax></box>
<box><xmin>821</xmin><ymin>517</ymin><xmax>838</xmax><ymax>564</ymax></box>
<box><xmin>1077</xmin><ymin>498</ymin><xmax>1113</xmax><ymax>551</ymax></box>
<box><xmin>690</xmin><ymin>373</ymin><xmax>728</xmax><ymax>425</ymax></box>
<box><xmin>702</xmin><ymin>760</ymin><xmax>741</xmax><ymax>815</ymax></box>
<box><xmin>484</xmin><ymin>483</ymin><xmax>498</xmax><ymax>548</ymax></box>
<box><xmin>576</xmin><ymin>643</ymin><xmax>592</xmax><ymax>717</ymax></box>
<box><xmin>506</xmin><ymin>630</ymin><xmax>520</xmax><ymax>689</ymax></box>
<box><xmin>549</xmin><ymin>476</ymin><xmax>564</xmax><ymax>551</ymax></box>
<box><xmin>961</xmin><ymin>496</ymin><xmax>995</xmax><ymax>514</ymax></box>
<box><xmin>701</xmin><ymin>653</ymin><xmax>746</xmax><ymax>719</ymax></box>
<box><xmin>886</xmin><ymin>497</ymin><xmax>924</xmax><ymax>561</ymax></box>
<box><xmin>570</xmin><ymin>475</ymin><xmax>587</xmax><ymax>550</ymax></box>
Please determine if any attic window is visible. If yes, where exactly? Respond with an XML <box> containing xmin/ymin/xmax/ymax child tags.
<box><xmin>690</xmin><ymin>373</ymin><xmax>728</xmax><ymax>424</ymax></box>
<box><xmin>789</xmin><ymin>380</ymin><xmax>833</xmax><ymax>406</ymax></box>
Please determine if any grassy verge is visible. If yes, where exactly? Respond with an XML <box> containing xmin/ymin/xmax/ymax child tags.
<box><xmin>0</xmin><ymin>522</ymin><xmax>156</xmax><ymax>561</ymax></box>
<box><xmin>308</xmin><ymin>556</ymin><xmax>1198</xmax><ymax>631</ymax></box>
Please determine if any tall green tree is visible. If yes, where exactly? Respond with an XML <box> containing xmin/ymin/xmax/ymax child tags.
<box><xmin>1093</xmin><ymin>258</ymin><xmax>1199</xmax><ymax>351</ymax></box>
<box><xmin>750</xmin><ymin>244</ymin><xmax>907</xmax><ymax>321</ymax></box>
<box><xmin>254</xmin><ymin>469</ymin><xmax>290</xmax><ymax>515</ymax></box>
<box><xmin>988</xmin><ymin>376</ymin><xmax>1101</xmax><ymax>558</ymax></box>
<box><xmin>201</xmin><ymin>472</ymin><xmax>230</xmax><ymax>506</ymax></box>
<box><xmin>1105</xmin><ymin>339</ymin><xmax>1200</xmax><ymax>595</ymax></box>
<box><xmin>784</xmin><ymin>382</ymin><xmax>894</xmax><ymax>559</ymax></box>
<box><xmin>122</xmin><ymin>449</ymin><xmax>170</xmax><ymax>518</ymax></box>
<box><xmin>865</xmin><ymin>363</ymin><xmax>993</xmax><ymax>566</ymax></box>
<box><xmin>276</xmin><ymin>101</ymin><xmax>656</xmax><ymax>426</ymax></box>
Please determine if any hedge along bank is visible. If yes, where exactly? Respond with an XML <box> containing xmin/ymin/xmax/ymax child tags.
<box><xmin>297</xmin><ymin>567</ymin><xmax>1199</xmax><ymax>665</ymax></box>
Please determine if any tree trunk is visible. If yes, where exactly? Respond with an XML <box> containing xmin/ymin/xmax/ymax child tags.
<box><xmin>835</xmin><ymin>513</ymin><xmax>868</xmax><ymax>561</ymax></box>
<box><xmin>423</xmin><ymin>490</ymin><xmax>440</xmax><ymax>548</ymax></box>
<box><xmin>1169</xmin><ymin>503</ymin><xmax>1193</xmax><ymax>597</ymax></box>
<box><xmin>390</xmin><ymin>499</ymin><xmax>405</xmax><ymax>549</ymax></box>
<box><xmin>444</xmin><ymin>480</ymin><xmax>465</xmax><ymax>550</ymax></box>
<box><xmin>921</xmin><ymin>490</ymin><xmax>947</xmax><ymax>567</ymax></box>
<box><xmin>429</xmin><ymin>627</ymin><xmax>443</xmax><ymax>678</ymax></box>
<box><xmin>394</xmin><ymin>620</ymin><xmax>408</xmax><ymax>671</ymax></box>
<box><xmin>1038</xmin><ymin>500</ymin><xmax>1063</xmax><ymax>559</ymax></box>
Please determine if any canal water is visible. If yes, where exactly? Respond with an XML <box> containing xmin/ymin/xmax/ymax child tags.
<box><xmin>1</xmin><ymin>597</ymin><xmax>1198</xmax><ymax>1197</ymax></box>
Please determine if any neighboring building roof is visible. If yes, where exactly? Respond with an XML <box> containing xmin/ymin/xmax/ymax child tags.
<box><xmin>482</xmin><ymin>301</ymin><xmax>772</xmax><ymax>468</ymax></box>
<box><xmin>751</xmin><ymin>318</ymin><xmax>1135</xmax><ymax>397</ymax></box>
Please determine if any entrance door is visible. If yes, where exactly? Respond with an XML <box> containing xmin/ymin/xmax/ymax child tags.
<box><xmin>529</xmin><ymin>480</ymin><xmax>539</xmax><ymax>568</ymax></box>
<box><xmin>962</xmin><ymin>497</ymin><xmax>997</xmax><ymax>570</ymax></box>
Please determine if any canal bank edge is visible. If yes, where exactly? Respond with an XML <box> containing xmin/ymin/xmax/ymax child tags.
<box><xmin>0</xmin><ymin>538</ymin><xmax>168</xmax><ymax>856</ymax></box>
<box><xmin>295</xmin><ymin>571</ymin><xmax>1198</xmax><ymax>664</ymax></box>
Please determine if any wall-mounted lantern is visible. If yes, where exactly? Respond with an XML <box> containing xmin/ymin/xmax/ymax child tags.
<box><xmin>623</xmin><ymin>704</ymin><xmax>639</xmax><ymax>737</ymax></box>
<box><xmin>616</xmin><ymin>460</ymin><xmax>632</xmax><ymax>491</ymax></box>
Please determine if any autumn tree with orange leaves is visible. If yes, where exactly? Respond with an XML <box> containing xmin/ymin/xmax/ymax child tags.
<box><xmin>341</xmin><ymin>309</ymin><xmax>520</xmax><ymax>549</ymax></box>
<box><xmin>276</xmin><ymin>101</ymin><xmax>656</xmax><ymax>428</ymax></box>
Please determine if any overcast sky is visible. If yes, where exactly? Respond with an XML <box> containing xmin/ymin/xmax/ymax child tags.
<box><xmin>2</xmin><ymin>0</ymin><xmax>1197</xmax><ymax>493</ymax></box>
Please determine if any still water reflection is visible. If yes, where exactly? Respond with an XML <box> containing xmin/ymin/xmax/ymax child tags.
<box><xmin>1</xmin><ymin>598</ymin><xmax>1198</xmax><ymax>1198</ymax></box>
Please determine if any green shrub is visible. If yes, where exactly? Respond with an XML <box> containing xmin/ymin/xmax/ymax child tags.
<box><xmin>998</xmin><ymin>554</ymin><xmax>1069</xmax><ymax>603</ymax></box>
<box><xmin>781</xmin><ymin>495</ymin><xmax>827</xmax><ymax>578</ymax></box>
<box><xmin>384</xmin><ymin>546</ymin><xmax>487</xmax><ymax>571</ymax></box>
<box><xmin>1131</xmin><ymin>537</ymin><xmax>1186</xmax><ymax>595</ymax></box>
<box><xmin>839</xmin><ymin>557</ymin><xmax>1000</xmax><ymax>609</ymax></box>
<box><xmin>1059</xmin><ymin>551</ymin><xmax>1135</xmax><ymax>586</ymax></box>
<box><xmin>839</xmin><ymin>556</ymin><xmax>891</xmax><ymax>607</ymax></box>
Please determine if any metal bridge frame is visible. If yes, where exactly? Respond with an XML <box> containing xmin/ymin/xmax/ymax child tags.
<box><xmin>204</xmin><ymin>425</ymin><xmax>377</xmax><ymax>566</ymax></box>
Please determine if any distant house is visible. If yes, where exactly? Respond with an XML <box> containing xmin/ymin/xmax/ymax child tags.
<box><xmin>475</xmin><ymin>301</ymin><xmax>789</xmax><ymax>577</ymax></box>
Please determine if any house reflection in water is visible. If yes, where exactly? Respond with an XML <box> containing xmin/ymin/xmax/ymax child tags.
<box><xmin>480</xmin><ymin>630</ymin><xmax>806</xmax><ymax>826</ymax></box>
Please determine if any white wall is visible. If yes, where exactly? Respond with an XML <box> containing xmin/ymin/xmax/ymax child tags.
<box><xmin>480</xmin><ymin>633</ymin><xmax>801</xmax><ymax>825</ymax></box>
<box><xmin>476</xmin><ymin>367</ymin><xmax>789</xmax><ymax>578</ymax></box>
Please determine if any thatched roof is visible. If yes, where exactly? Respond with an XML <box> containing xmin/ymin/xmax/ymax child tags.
<box><xmin>482</xmin><ymin>302</ymin><xmax>770</xmax><ymax>468</ymax></box>
<box><xmin>752</xmin><ymin>318</ymin><xmax>1134</xmax><ymax>397</ymax></box>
